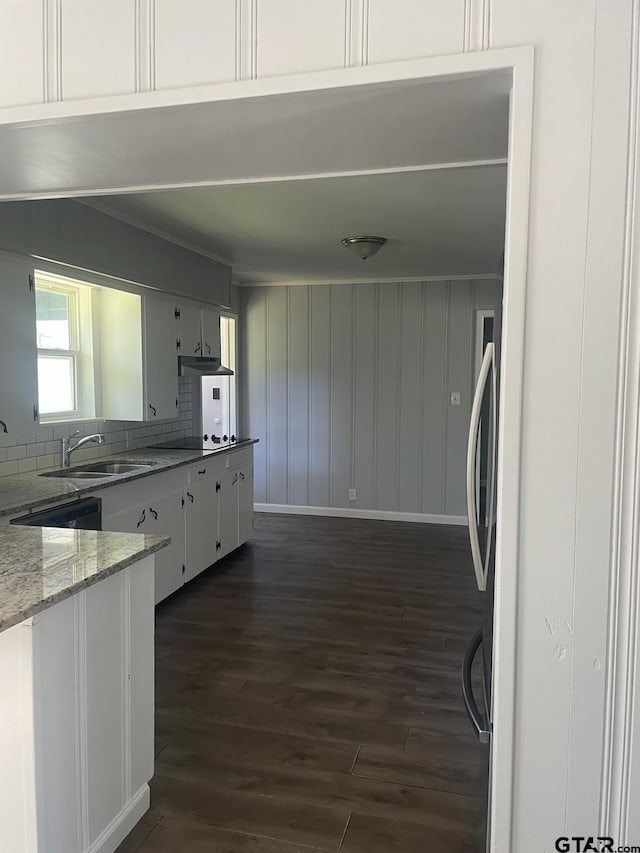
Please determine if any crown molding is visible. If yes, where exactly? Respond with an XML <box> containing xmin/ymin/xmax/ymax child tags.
<box><xmin>234</xmin><ymin>273</ymin><xmax>503</xmax><ymax>287</ymax></box>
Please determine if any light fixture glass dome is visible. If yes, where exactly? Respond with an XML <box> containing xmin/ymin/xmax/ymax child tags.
<box><xmin>341</xmin><ymin>236</ymin><xmax>387</xmax><ymax>260</ymax></box>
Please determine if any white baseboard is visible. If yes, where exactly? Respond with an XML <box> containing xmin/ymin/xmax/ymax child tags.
<box><xmin>253</xmin><ymin>503</ymin><xmax>468</xmax><ymax>526</ymax></box>
<box><xmin>88</xmin><ymin>784</ymin><xmax>150</xmax><ymax>853</ymax></box>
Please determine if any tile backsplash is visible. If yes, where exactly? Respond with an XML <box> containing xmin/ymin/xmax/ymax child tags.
<box><xmin>0</xmin><ymin>377</ymin><xmax>195</xmax><ymax>477</ymax></box>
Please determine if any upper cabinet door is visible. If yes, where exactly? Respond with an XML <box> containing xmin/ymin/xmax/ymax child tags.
<box><xmin>143</xmin><ymin>296</ymin><xmax>179</xmax><ymax>421</ymax></box>
<box><xmin>178</xmin><ymin>304</ymin><xmax>202</xmax><ymax>357</ymax></box>
<box><xmin>0</xmin><ymin>253</ymin><xmax>38</xmax><ymax>436</ymax></box>
<box><xmin>201</xmin><ymin>308</ymin><xmax>221</xmax><ymax>361</ymax></box>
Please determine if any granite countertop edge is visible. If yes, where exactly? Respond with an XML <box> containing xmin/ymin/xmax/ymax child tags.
<box><xmin>0</xmin><ymin>532</ymin><xmax>170</xmax><ymax>634</ymax></box>
<box><xmin>0</xmin><ymin>438</ymin><xmax>259</xmax><ymax>519</ymax></box>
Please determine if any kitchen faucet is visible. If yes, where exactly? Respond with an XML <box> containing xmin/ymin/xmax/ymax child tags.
<box><xmin>62</xmin><ymin>431</ymin><xmax>105</xmax><ymax>467</ymax></box>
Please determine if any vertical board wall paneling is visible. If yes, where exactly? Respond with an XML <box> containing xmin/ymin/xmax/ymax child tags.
<box><xmin>243</xmin><ymin>279</ymin><xmax>499</xmax><ymax>518</ymax></box>
<box><xmin>0</xmin><ymin>0</ymin><xmax>44</xmax><ymax>107</ymax></box>
<box><xmin>330</xmin><ymin>285</ymin><xmax>354</xmax><ymax>508</ymax></box>
<box><xmin>308</xmin><ymin>286</ymin><xmax>332</xmax><ymax>507</ymax></box>
<box><xmin>154</xmin><ymin>0</ymin><xmax>236</xmax><ymax>90</ymax></box>
<box><xmin>420</xmin><ymin>281</ymin><xmax>448</xmax><ymax>514</ymax></box>
<box><xmin>265</xmin><ymin>287</ymin><xmax>288</xmax><ymax>504</ymax></box>
<box><xmin>367</xmin><ymin>0</ymin><xmax>466</xmax><ymax>65</ymax></box>
<box><xmin>244</xmin><ymin>290</ymin><xmax>268</xmax><ymax>502</ymax></box>
<box><xmin>85</xmin><ymin>573</ymin><xmax>125</xmax><ymax>840</ymax></box>
<box><xmin>287</xmin><ymin>286</ymin><xmax>310</xmax><ymax>506</ymax></box>
<box><xmin>60</xmin><ymin>0</ymin><xmax>136</xmax><ymax>101</ymax></box>
<box><xmin>445</xmin><ymin>282</ymin><xmax>474</xmax><ymax>515</ymax></box>
<box><xmin>374</xmin><ymin>283</ymin><xmax>401</xmax><ymax>511</ymax></box>
<box><xmin>256</xmin><ymin>0</ymin><xmax>347</xmax><ymax>78</ymax></box>
<box><xmin>397</xmin><ymin>283</ymin><xmax>425</xmax><ymax>512</ymax></box>
<box><xmin>352</xmin><ymin>284</ymin><xmax>377</xmax><ymax>510</ymax></box>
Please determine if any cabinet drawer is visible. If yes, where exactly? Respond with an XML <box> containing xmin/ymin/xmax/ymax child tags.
<box><xmin>223</xmin><ymin>447</ymin><xmax>252</xmax><ymax>471</ymax></box>
<box><xmin>187</xmin><ymin>457</ymin><xmax>223</xmax><ymax>484</ymax></box>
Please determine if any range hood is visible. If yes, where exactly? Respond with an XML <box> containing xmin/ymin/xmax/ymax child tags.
<box><xmin>178</xmin><ymin>356</ymin><xmax>234</xmax><ymax>376</ymax></box>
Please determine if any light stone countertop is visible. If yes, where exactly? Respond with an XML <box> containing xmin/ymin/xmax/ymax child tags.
<box><xmin>0</xmin><ymin>525</ymin><xmax>169</xmax><ymax>632</ymax></box>
<box><xmin>0</xmin><ymin>439</ymin><xmax>258</xmax><ymax>519</ymax></box>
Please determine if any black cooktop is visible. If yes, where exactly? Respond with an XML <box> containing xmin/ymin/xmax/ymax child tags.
<box><xmin>149</xmin><ymin>435</ymin><xmax>250</xmax><ymax>451</ymax></box>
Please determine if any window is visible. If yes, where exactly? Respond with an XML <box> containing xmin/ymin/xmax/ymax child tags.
<box><xmin>35</xmin><ymin>273</ymin><xmax>94</xmax><ymax>421</ymax></box>
<box><xmin>201</xmin><ymin>314</ymin><xmax>237</xmax><ymax>439</ymax></box>
<box><xmin>220</xmin><ymin>314</ymin><xmax>237</xmax><ymax>437</ymax></box>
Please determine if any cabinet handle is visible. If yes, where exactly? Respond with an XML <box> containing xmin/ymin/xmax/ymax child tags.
<box><xmin>149</xmin><ymin>507</ymin><xmax>158</xmax><ymax>519</ymax></box>
<box><xmin>216</xmin><ymin>540</ymin><xmax>221</xmax><ymax>551</ymax></box>
<box><xmin>215</xmin><ymin>481</ymin><xmax>221</xmax><ymax>492</ymax></box>
<box><xmin>186</xmin><ymin>492</ymin><xmax>194</xmax><ymax>503</ymax></box>
<box><xmin>136</xmin><ymin>509</ymin><xmax>146</xmax><ymax>528</ymax></box>
<box><xmin>0</xmin><ymin>419</ymin><xmax>7</xmax><ymax>433</ymax></box>
<box><xmin>195</xmin><ymin>341</ymin><xmax>201</xmax><ymax>355</ymax></box>
<box><xmin>198</xmin><ymin>468</ymin><xmax>206</xmax><ymax>475</ymax></box>
<box><xmin>240</xmin><ymin>471</ymin><xmax>245</xmax><ymax>481</ymax></box>
<box><xmin>204</xmin><ymin>341</ymin><xmax>212</xmax><ymax>355</ymax></box>
<box><xmin>232</xmin><ymin>472</ymin><xmax>238</xmax><ymax>486</ymax></box>
<box><xmin>148</xmin><ymin>404</ymin><xmax>157</xmax><ymax>417</ymax></box>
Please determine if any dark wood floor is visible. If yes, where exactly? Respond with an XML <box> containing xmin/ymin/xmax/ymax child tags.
<box><xmin>117</xmin><ymin>513</ymin><xmax>488</xmax><ymax>853</ymax></box>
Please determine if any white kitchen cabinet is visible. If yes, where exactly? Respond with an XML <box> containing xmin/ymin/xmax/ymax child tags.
<box><xmin>0</xmin><ymin>253</ymin><xmax>39</xmax><ymax>435</ymax></box>
<box><xmin>103</xmin><ymin>490</ymin><xmax>185</xmax><ymax>604</ymax></box>
<box><xmin>218</xmin><ymin>448</ymin><xmax>254</xmax><ymax>558</ymax></box>
<box><xmin>143</xmin><ymin>295</ymin><xmax>180</xmax><ymax>420</ymax></box>
<box><xmin>184</xmin><ymin>475</ymin><xmax>219</xmax><ymax>581</ymax></box>
<box><xmin>176</xmin><ymin>303</ymin><xmax>221</xmax><ymax>360</ymax></box>
<box><xmin>99</xmin><ymin>290</ymin><xmax>178</xmax><ymax>422</ymax></box>
<box><xmin>92</xmin><ymin>445</ymin><xmax>254</xmax><ymax>603</ymax></box>
<box><xmin>0</xmin><ymin>556</ymin><xmax>155</xmax><ymax>853</ymax></box>
<box><xmin>201</xmin><ymin>307</ymin><xmax>221</xmax><ymax>361</ymax></box>
<box><xmin>218</xmin><ymin>465</ymin><xmax>239</xmax><ymax>559</ymax></box>
<box><xmin>238</xmin><ymin>456</ymin><xmax>254</xmax><ymax>546</ymax></box>
<box><xmin>176</xmin><ymin>302</ymin><xmax>202</xmax><ymax>356</ymax></box>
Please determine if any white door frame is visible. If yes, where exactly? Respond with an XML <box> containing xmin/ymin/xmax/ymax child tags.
<box><xmin>0</xmin><ymin>47</ymin><xmax>535</xmax><ymax>850</ymax></box>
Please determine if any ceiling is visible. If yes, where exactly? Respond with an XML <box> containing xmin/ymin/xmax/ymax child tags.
<box><xmin>88</xmin><ymin>164</ymin><xmax>508</xmax><ymax>284</ymax></box>
<box><xmin>0</xmin><ymin>66</ymin><xmax>510</xmax><ymax>283</ymax></box>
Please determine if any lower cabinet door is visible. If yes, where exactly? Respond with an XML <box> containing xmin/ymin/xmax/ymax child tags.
<box><xmin>103</xmin><ymin>490</ymin><xmax>185</xmax><ymax>604</ymax></box>
<box><xmin>184</xmin><ymin>478</ymin><xmax>219</xmax><ymax>582</ymax></box>
<box><xmin>238</xmin><ymin>462</ymin><xmax>254</xmax><ymax>546</ymax></box>
<box><xmin>218</xmin><ymin>467</ymin><xmax>239</xmax><ymax>559</ymax></box>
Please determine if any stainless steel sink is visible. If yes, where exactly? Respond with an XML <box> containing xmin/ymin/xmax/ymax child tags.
<box><xmin>40</xmin><ymin>461</ymin><xmax>155</xmax><ymax>478</ymax></box>
<box><xmin>75</xmin><ymin>462</ymin><xmax>154</xmax><ymax>474</ymax></box>
<box><xmin>40</xmin><ymin>470</ymin><xmax>115</xmax><ymax>479</ymax></box>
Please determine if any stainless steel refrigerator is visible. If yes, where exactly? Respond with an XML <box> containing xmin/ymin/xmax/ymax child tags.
<box><xmin>463</xmin><ymin>325</ymin><xmax>498</xmax><ymax>849</ymax></box>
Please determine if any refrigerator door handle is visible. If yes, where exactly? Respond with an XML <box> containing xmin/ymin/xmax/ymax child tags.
<box><xmin>466</xmin><ymin>341</ymin><xmax>495</xmax><ymax>591</ymax></box>
<box><xmin>462</xmin><ymin>629</ymin><xmax>491</xmax><ymax>744</ymax></box>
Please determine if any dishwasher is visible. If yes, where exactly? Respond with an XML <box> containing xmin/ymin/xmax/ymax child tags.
<box><xmin>10</xmin><ymin>497</ymin><xmax>103</xmax><ymax>530</ymax></box>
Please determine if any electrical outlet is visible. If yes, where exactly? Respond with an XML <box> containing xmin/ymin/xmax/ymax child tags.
<box><xmin>348</xmin><ymin>488</ymin><xmax>357</xmax><ymax>501</ymax></box>
<box><xmin>450</xmin><ymin>391</ymin><xmax>461</xmax><ymax>406</ymax></box>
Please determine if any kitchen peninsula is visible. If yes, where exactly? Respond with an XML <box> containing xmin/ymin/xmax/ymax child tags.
<box><xmin>0</xmin><ymin>524</ymin><xmax>168</xmax><ymax>853</ymax></box>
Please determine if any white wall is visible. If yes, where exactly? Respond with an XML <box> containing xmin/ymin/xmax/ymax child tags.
<box><xmin>241</xmin><ymin>279</ymin><xmax>500</xmax><ymax>519</ymax></box>
<box><xmin>0</xmin><ymin>1</ymin><xmax>635</xmax><ymax>849</ymax></box>
<box><xmin>0</xmin><ymin>0</ymin><xmax>491</xmax><ymax>108</ymax></box>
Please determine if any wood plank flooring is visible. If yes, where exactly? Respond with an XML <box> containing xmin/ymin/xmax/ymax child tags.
<box><xmin>117</xmin><ymin>514</ymin><xmax>488</xmax><ymax>853</ymax></box>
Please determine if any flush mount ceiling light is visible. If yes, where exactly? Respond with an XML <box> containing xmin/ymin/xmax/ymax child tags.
<box><xmin>340</xmin><ymin>235</ymin><xmax>387</xmax><ymax>260</ymax></box>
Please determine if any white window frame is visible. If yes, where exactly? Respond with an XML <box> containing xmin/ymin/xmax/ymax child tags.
<box><xmin>35</xmin><ymin>272</ymin><xmax>96</xmax><ymax>423</ymax></box>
